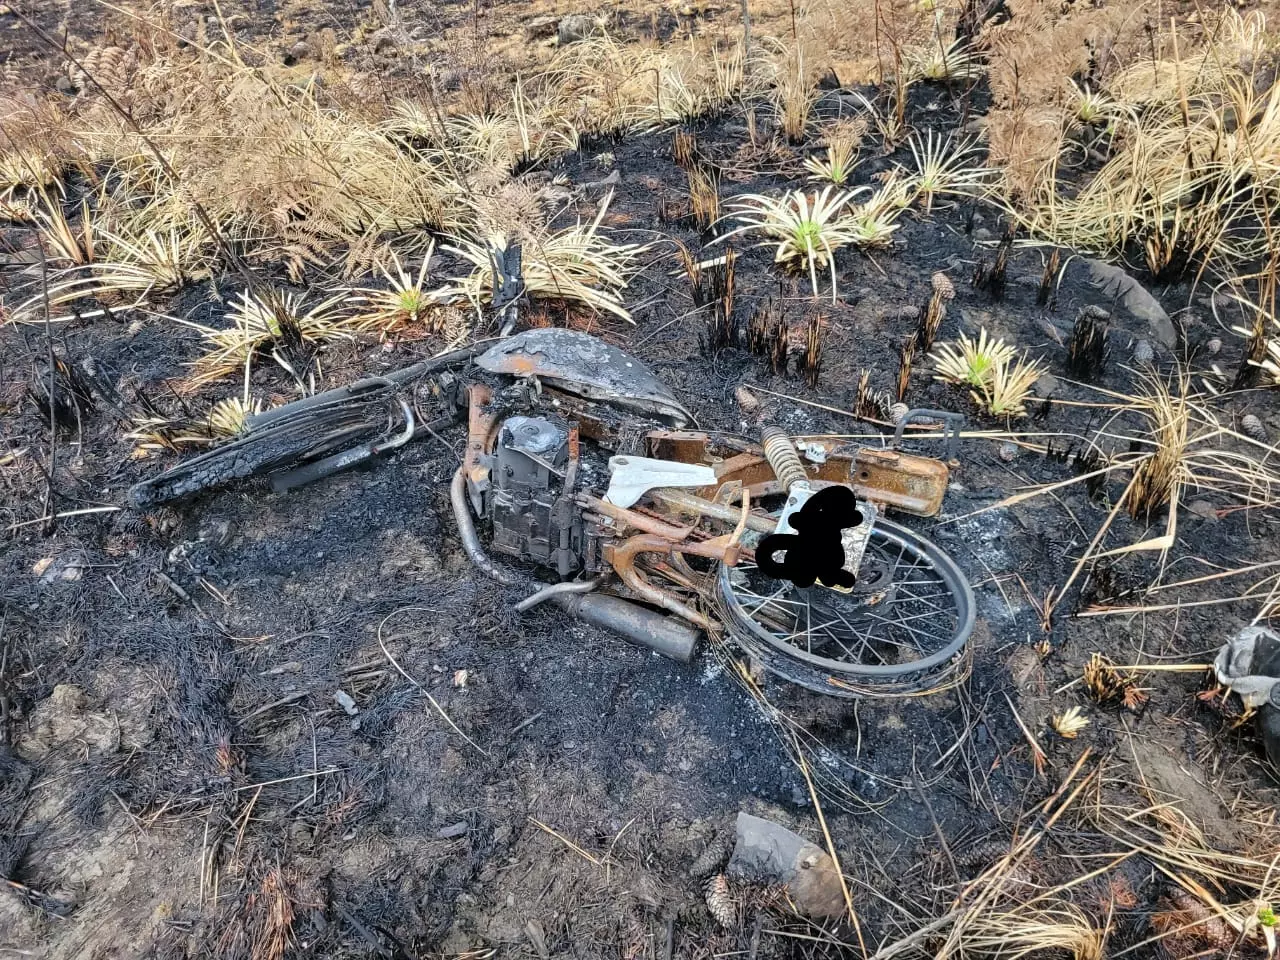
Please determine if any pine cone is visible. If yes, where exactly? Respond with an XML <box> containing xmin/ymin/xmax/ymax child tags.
<box><xmin>704</xmin><ymin>874</ymin><xmax>735</xmax><ymax>929</ymax></box>
<box><xmin>1205</xmin><ymin>337</ymin><xmax>1222</xmax><ymax>355</ymax></box>
<box><xmin>931</xmin><ymin>272</ymin><xmax>956</xmax><ymax>301</ymax></box>
<box><xmin>1132</xmin><ymin>339</ymin><xmax>1154</xmax><ymax>364</ymax></box>
<box><xmin>889</xmin><ymin>402</ymin><xmax>910</xmax><ymax>425</ymax></box>
<box><xmin>689</xmin><ymin>832</ymin><xmax>732</xmax><ymax>879</ymax></box>
<box><xmin>734</xmin><ymin>385</ymin><xmax>761</xmax><ymax>417</ymax></box>
<box><xmin>1241</xmin><ymin>414</ymin><xmax>1267</xmax><ymax>442</ymax></box>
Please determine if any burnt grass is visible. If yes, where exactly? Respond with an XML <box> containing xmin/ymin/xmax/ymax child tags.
<box><xmin>4</xmin><ymin>72</ymin><xmax>1280</xmax><ymax>960</ymax></box>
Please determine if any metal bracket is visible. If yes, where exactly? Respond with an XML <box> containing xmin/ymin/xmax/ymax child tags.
<box><xmin>892</xmin><ymin>408</ymin><xmax>965</xmax><ymax>464</ymax></box>
<box><xmin>603</xmin><ymin>455</ymin><xmax>718</xmax><ymax>509</ymax></box>
<box><xmin>771</xmin><ymin>482</ymin><xmax>878</xmax><ymax>592</ymax></box>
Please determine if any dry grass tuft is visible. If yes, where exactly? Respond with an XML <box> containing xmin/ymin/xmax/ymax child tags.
<box><xmin>1051</xmin><ymin>705</ymin><xmax>1090</xmax><ymax>739</ymax></box>
<box><xmin>434</xmin><ymin>192</ymin><xmax>650</xmax><ymax>323</ymax></box>
<box><xmin>804</xmin><ymin>118</ymin><xmax>867</xmax><ymax>185</ymax></box>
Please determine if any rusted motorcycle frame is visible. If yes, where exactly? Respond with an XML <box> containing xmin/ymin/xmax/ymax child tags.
<box><xmin>453</xmin><ymin>379</ymin><xmax>974</xmax><ymax>696</ymax></box>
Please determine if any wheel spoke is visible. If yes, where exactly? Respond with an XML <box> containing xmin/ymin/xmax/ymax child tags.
<box><xmin>718</xmin><ymin>520</ymin><xmax>972</xmax><ymax>689</ymax></box>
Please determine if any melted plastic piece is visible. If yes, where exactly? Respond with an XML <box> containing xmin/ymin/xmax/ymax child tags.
<box><xmin>477</xmin><ymin>329</ymin><xmax>694</xmax><ymax>427</ymax></box>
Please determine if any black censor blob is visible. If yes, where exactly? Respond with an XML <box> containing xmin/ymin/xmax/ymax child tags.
<box><xmin>756</xmin><ymin>486</ymin><xmax>863</xmax><ymax>590</ymax></box>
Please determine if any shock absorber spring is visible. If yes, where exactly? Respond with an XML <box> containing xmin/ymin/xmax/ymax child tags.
<box><xmin>760</xmin><ymin>426</ymin><xmax>808</xmax><ymax>491</ymax></box>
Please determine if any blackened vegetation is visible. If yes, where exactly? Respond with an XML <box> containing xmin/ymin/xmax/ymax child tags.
<box><xmin>854</xmin><ymin>369</ymin><xmax>894</xmax><ymax>421</ymax></box>
<box><xmin>800</xmin><ymin>312</ymin><xmax>824</xmax><ymax>388</ymax></box>
<box><xmin>1078</xmin><ymin>557</ymin><xmax>1140</xmax><ymax>610</ymax></box>
<box><xmin>1232</xmin><ymin>311</ymin><xmax>1269</xmax><ymax>390</ymax></box>
<box><xmin>1066</xmin><ymin>305</ymin><xmax>1109</xmax><ymax>380</ymax></box>
<box><xmin>1037</xmin><ymin>248</ymin><xmax>1060</xmax><ymax>307</ymax></box>
<box><xmin>746</xmin><ymin>299</ymin><xmax>788</xmax><ymax>374</ymax></box>
<box><xmin>918</xmin><ymin>287</ymin><xmax>947</xmax><ymax>352</ymax></box>
<box><xmin>655</xmin><ymin>193</ymin><xmax>688</xmax><ymax>224</ymax></box>
<box><xmin>972</xmin><ymin>230</ymin><xmax>1012</xmax><ymax>298</ymax></box>
<box><xmin>1045</xmin><ymin>440</ymin><xmax>1109</xmax><ymax>500</ymax></box>
<box><xmin>1</xmin><ymin>752</ymin><xmax>72</xmax><ymax>918</ymax></box>
<box><xmin>896</xmin><ymin>331</ymin><xmax>919</xmax><ymax>402</ymax></box>
<box><xmin>687</xmin><ymin>247</ymin><xmax>738</xmax><ymax>354</ymax></box>
<box><xmin>27</xmin><ymin>355</ymin><xmax>96</xmax><ymax>431</ymax></box>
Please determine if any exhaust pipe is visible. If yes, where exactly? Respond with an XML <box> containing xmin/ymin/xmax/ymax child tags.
<box><xmin>557</xmin><ymin>592</ymin><xmax>700</xmax><ymax>663</ymax></box>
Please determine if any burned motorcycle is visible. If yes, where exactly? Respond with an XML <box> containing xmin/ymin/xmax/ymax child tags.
<box><xmin>131</xmin><ymin>329</ymin><xmax>974</xmax><ymax>698</ymax></box>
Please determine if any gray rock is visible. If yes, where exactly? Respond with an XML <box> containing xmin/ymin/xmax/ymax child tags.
<box><xmin>1186</xmin><ymin>500</ymin><xmax>1218</xmax><ymax>521</ymax></box>
<box><xmin>436</xmin><ymin>821</ymin><xmax>469</xmax><ymax>839</ymax></box>
<box><xmin>334</xmin><ymin>689</ymin><xmax>359</xmax><ymax>716</ymax></box>
<box><xmin>1034</xmin><ymin>372</ymin><xmax>1059</xmax><ymax>397</ymax></box>
<box><xmin>727</xmin><ymin>813</ymin><xmax>845</xmax><ymax>918</ymax></box>
<box><xmin>557</xmin><ymin>14</ymin><xmax>597</xmax><ymax>44</ymax></box>
<box><xmin>524</xmin><ymin>14</ymin><xmax>558</xmax><ymax>39</ymax></box>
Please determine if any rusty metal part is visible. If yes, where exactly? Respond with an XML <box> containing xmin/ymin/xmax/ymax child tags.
<box><xmin>645</xmin><ymin>431</ymin><xmax>715</xmax><ymax>463</ymax></box>
<box><xmin>462</xmin><ymin>383</ymin><xmax>498</xmax><ymax>515</ymax></box>
<box><xmin>450</xmin><ymin>464</ymin><xmax>525</xmax><ymax>588</ymax></box>
<box><xmin>556</xmin><ymin>593</ymin><xmax>699</xmax><ymax>662</ymax></box>
<box><xmin>476</xmin><ymin>329</ymin><xmax>693</xmax><ymax>427</ymax></box>
<box><xmin>845</xmin><ymin>448</ymin><xmax>948</xmax><ymax>516</ymax></box>
<box><xmin>700</xmin><ymin>448</ymin><xmax>948</xmax><ymax>517</ymax></box>
<box><xmin>760</xmin><ymin>427</ymin><xmax>808</xmax><ymax>490</ymax></box>
<box><xmin>581</xmin><ymin>495</ymin><xmax>697</xmax><ymax>541</ymax></box>
<box><xmin>606</xmin><ymin>535</ymin><xmax>715</xmax><ymax>629</ymax></box>
<box><xmin>639</xmin><ymin>427</ymin><xmax>950</xmax><ymax>518</ymax></box>
<box><xmin>515</xmin><ymin>576</ymin><xmax>603</xmax><ymax>612</ymax></box>
<box><xmin>649</xmin><ymin>489</ymin><xmax>776</xmax><ymax>535</ymax></box>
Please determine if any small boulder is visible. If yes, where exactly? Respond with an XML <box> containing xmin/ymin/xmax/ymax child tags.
<box><xmin>727</xmin><ymin>813</ymin><xmax>845</xmax><ymax>919</ymax></box>
<box><xmin>557</xmin><ymin>14</ymin><xmax>598</xmax><ymax>45</ymax></box>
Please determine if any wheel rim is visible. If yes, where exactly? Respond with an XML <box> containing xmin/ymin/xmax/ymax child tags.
<box><xmin>716</xmin><ymin>517</ymin><xmax>975</xmax><ymax>697</ymax></box>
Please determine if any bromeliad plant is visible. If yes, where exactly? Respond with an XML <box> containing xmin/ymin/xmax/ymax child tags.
<box><xmin>803</xmin><ymin>140</ymin><xmax>860</xmax><ymax>186</ymax></box>
<box><xmin>716</xmin><ymin>186</ymin><xmax>859</xmax><ymax>302</ymax></box>
<box><xmin>932</xmin><ymin>328</ymin><xmax>1046</xmax><ymax>417</ymax></box>
<box><xmin>434</xmin><ymin>191</ymin><xmax>650</xmax><ymax>322</ymax></box>
<box><xmin>907</xmin><ymin>131</ymin><xmax>988</xmax><ymax>213</ymax></box>
<box><xmin>351</xmin><ymin>242</ymin><xmax>441</xmax><ymax>334</ymax></box>
<box><xmin>182</xmin><ymin>288</ymin><xmax>353</xmax><ymax>385</ymax></box>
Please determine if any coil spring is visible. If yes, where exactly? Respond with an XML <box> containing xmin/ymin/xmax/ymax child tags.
<box><xmin>760</xmin><ymin>426</ymin><xmax>807</xmax><ymax>491</ymax></box>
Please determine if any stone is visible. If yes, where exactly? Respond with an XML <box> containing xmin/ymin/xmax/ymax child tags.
<box><xmin>727</xmin><ymin>813</ymin><xmax>845</xmax><ymax>918</ymax></box>
<box><xmin>524</xmin><ymin>14</ymin><xmax>558</xmax><ymax>39</ymax></box>
<box><xmin>1034</xmin><ymin>372</ymin><xmax>1059</xmax><ymax>397</ymax></box>
<box><xmin>557</xmin><ymin>14</ymin><xmax>597</xmax><ymax>45</ymax></box>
